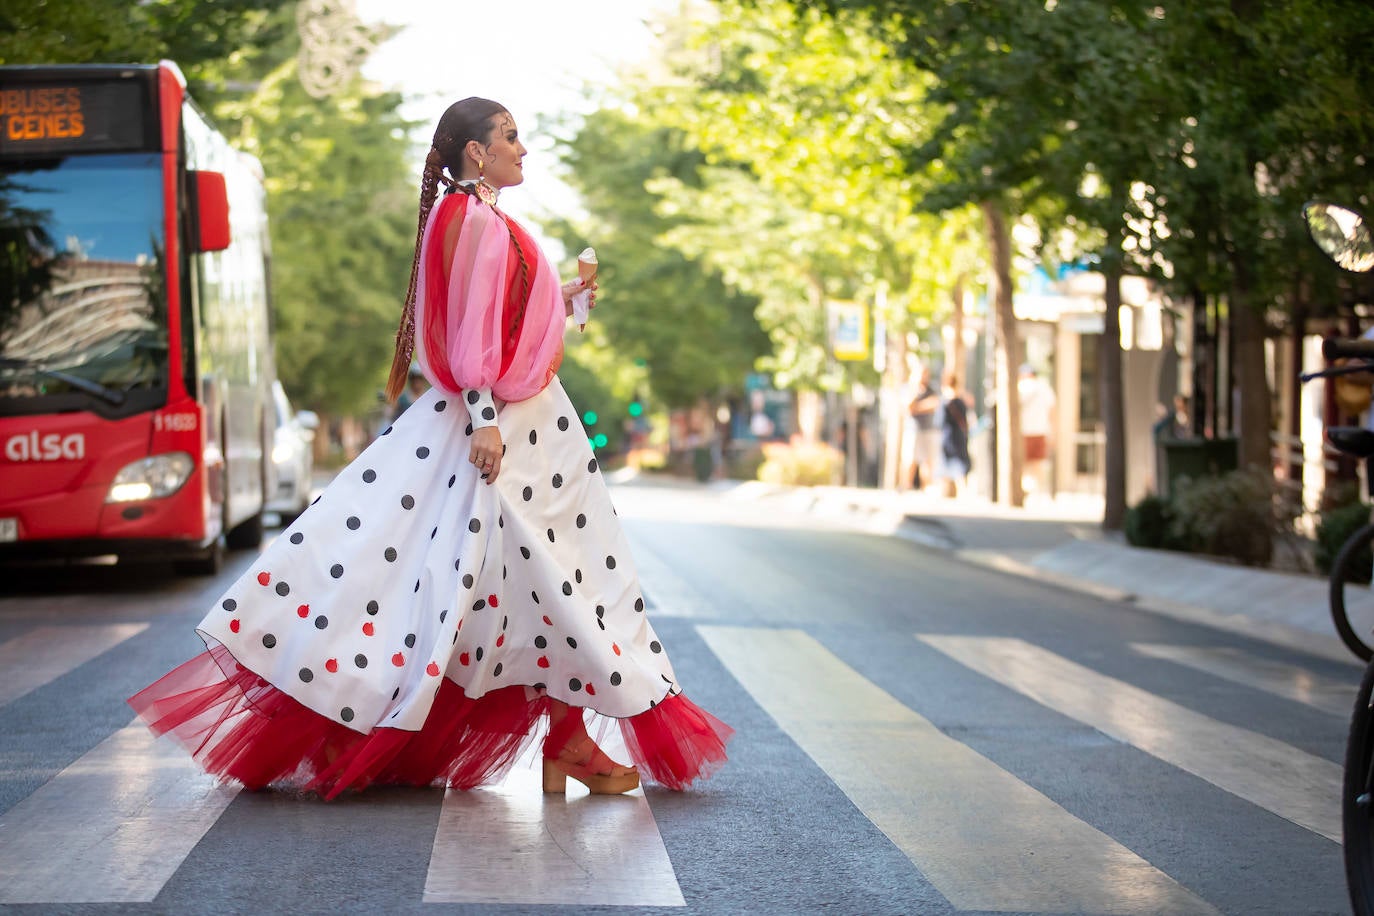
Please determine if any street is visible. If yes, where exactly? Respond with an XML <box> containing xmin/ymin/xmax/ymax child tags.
<box><xmin>0</xmin><ymin>478</ymin><xmax>1355</xmax><ymax>915</ymax></box>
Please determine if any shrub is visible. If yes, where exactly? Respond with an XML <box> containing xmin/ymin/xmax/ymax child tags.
<box><xmin>1124</xmin><ymin>494</ymin><xmax>1173</xmax><ymax>549</ymax></box>
<box><xmin>1316</xmin><ymin>500</ymin><xmax>1372</xmax><ymax>576</ymax></box>
<box><xmin>757</xmin><ymin>439</ymin><xmax>843</xmax><ymax>487</ymax></box>
<box><xmin>1167</xmin><ymin>469</ymin><xmax>1295</xmax><ymax>567</ymax></box>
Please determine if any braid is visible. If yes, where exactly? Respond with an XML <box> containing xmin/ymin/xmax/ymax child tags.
<box><xmin>385</xmin><ymin>147</ymin><xmax>445</xmax><ymax>403</ymax></box>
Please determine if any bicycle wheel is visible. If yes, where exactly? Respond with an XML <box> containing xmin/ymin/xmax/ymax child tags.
<box><xmin>1331</xmin><ymin>523</ymin><xmax>1374</xmax><ymax>662</ymax></box>
<box><xmin>1346</xmin><ymin>661</ymin><xmax>1374</xmax><ymax>914</ymax></box>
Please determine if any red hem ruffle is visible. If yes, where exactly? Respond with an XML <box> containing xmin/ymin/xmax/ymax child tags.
<box><xmin>128</xmin><ymin>646</ymin><xmax>731</xmax><ymax>799</ymax></box>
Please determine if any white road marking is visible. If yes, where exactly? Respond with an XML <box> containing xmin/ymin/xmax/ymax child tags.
<box><xmin>700</xmin><ymin>626</ymin><xmax>1216</xmax><ymax>915</ymax></box>
<box><xmin>922</xmin><ymin>635</ymin><xmax>1342</xmax><ymax>842</ymax></box>
<box><xmin>0</xmin><ymin>623</ymin><xmax>148</xmax><ymax>708</ymax></box>
<box><xmin>1131</xmin><ymin>642</ymin><xmax>1356</xmax><ymax>717</ymax></box>
<box><xmin>0</xmin><ymin>719</ymin><xmax>239</xmax><ymax>903</ymax></box>
<box><xmin>424</xmin><ymin>747</ymin><xmax>685</xmax><ymax>907</ymax></box>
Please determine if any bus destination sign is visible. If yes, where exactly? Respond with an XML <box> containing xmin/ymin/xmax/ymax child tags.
<box><xmin>0</xmin><ymin>81</ymin><xmax>149</xmax><ymax>156</ymax></box>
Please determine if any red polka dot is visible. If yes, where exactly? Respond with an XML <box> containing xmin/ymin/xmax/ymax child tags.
<box><xmin>495</xmin><ymin>634</ymin><xmax>504</xmax><ymax>648</ymax></box>
<box><xmin>585</xmin><ymin>683</ymin><xmax>596</xmax><ymax>696</ymax></box>
<box><xmin>325</xmin><ymin>658</ymin><xmax>339</xmax><ymax>673</ymax></box>
<box><xmin>229</xmin><ymin>619</ymin><xmax>240</xmax><ymax>633</ymax></box>
<box><xmin>488</xmin><ymin>594</ymin><xmax>499</xmax><ymax>607</ymax></box>
<box><xmin>426</xmin><ymin>662</ymin><xmax>440</xmax><ymax>676</ymax></box>
<box><xmin>257</xmin><ymin>571</ymin><xmax>270</xmax><ymax>586</ymax></box>
<box><xmin>297</xmin><ymin>604</ymin><xmax>310</xmax><ymax>618</ymax></box>
<box><xmin>459</xmin><ymin>652</ymin><xmax>470</xmax><ymax>666</ymax></box>
<box><xmin>391</xmin><ymin>652</ymin><xmax>405</xmax><ymax>667</ymax></box>
<box><xmin>612</xmin><ymin>643</ymin><xmax>621</xmax><ymax>656</ymax></box>
<box><xmin>542</xmin><ymin>615</ymin><xmax>552</xmax><ymax>626</ymax></box>
<box><xmin>537</xmin><ymin>656</ymin><xmax>550</xmax><ymax>669</ymax></box>
<box><xmin>362</xmin><ymin>622</ymin><xmax>375</xmax><ymax>636</ymax></box>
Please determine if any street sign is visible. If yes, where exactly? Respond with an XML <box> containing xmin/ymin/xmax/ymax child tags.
<box><xmin>829</xmin><ymin>301</ymin><xmax>868</xmax><ymax>362</ymax></box>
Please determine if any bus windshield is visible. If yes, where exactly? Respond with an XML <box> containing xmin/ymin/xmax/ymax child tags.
<box><xmin>0</xmin><ymin>152</ymin><xmax>167</xmax><ymax>417</ymax></box>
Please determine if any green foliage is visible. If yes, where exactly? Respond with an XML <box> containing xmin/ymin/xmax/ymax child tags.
<box><xmin>758</xmin><ymin>439</ymin><xmax>843</xmax><ymax>486</ymax></box>
<box><xmin>555</xmin><ymin>350</ymin><xmax>626</xmax><ymax>455</ymax></box>
<box><xmin>1123</xmin><ymin>494</ymin><xmax>1174</xmax><ymax>551</ymax></box>
<box><xmin>1315</xmin><ymin>501</ymin><xmax>1372</xmax><ymax>577</ymax></box>
<box><xmin>1167</xmin><ymin>470</ymin><xmax>1295</xmax><ymax>567</ymax></box>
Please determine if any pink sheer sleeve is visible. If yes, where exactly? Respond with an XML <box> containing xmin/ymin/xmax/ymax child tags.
<box><xmin>413</xmin><ymin>195</ymin><xmax>565</xmax><ymax>404</ymax></box>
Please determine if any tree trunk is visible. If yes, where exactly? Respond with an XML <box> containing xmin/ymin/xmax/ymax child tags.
<box><xmin>950</xmin><ymin>275</ymin><xmax>967</xmax><ymax>387</ymax></box>
<box><xmin>981</xmin><ymin>199</ymin><xmax>1024</xmax><ymax>507</ymax></box>
<box><xmin>1230</xmin><ymin>278</ymin><xmax>1272</xmax><ymax>474</ymax></box>
<box><xmin>1101</xmin><ymin>262</ymin><xmax>1127</xmax><ymax>530</ymax></box>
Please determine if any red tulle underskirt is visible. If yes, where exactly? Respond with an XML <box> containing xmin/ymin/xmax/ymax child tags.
<box><xmin>128</xmin><ymin>645</ymin><xmax>731</xmax><ymax>799</ymax></box>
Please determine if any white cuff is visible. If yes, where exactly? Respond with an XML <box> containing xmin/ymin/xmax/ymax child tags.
<box><xmin>463</xmin><ymin>387</ymin><xmax>498</xmax><ymax>430</ymax></box>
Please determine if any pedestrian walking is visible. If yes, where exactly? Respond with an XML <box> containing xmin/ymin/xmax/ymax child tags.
<box><xmin>907</xmin><ymin>365</ymin><xmax>941</xmax><ymax>491</ymax></box>
<box><xmin>939</xmin><ymin>369</ymin><xmax>972</xmax><ymax>497</ymax></box>
<box><xmin>128</xmin><ymin>98</ymin><xmax>732</xmax><ymax>799</ymax></box>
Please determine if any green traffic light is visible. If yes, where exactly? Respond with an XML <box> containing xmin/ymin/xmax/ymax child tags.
<box><xmin>583</xmin><ymin>410</ymin><xmax>598</xmax><ymax>426</ymax></box>
<box><xmin>593</xmin><ymin>433</ymin><xmax>608</xmax><ymax>448</ymax></box>
<box><xmin>628</xmin><ymin>401</ymin><xmax>643</xmax><ymax>418</ymax></box>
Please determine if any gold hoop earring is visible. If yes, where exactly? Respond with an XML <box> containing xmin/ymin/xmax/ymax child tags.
<box><xmin>478</xmin><ymin>160</ymin><xmax>485</xmax><ymax>179</ymax></box>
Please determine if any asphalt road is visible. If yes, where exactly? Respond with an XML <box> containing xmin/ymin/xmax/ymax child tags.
<box><xmin>0</xmin><ymin>477</ymin><xmax>1358</xmax><ymax>915</ymax></box>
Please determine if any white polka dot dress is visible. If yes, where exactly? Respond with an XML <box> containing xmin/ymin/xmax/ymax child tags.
<box><xmin>130</xmin><ymin>379</ymin><xmax>731</xmax><ymax>796</ymax></box>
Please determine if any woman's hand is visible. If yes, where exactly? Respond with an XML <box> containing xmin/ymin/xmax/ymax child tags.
<box><xmin>469</xmin><ymin>426</ymin><xmax>504</xmax><ymax>484</ymax></box>
<box><xmin>561</xmin><ymin>279</ymin><xmax>597</xmax><ymax>317</ymax></box>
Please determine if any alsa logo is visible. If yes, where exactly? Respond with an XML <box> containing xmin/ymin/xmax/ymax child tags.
<box><xmin>4</xmin><ymin>431</ymin><xmax>86</xmax><ymax>462</ymax></box>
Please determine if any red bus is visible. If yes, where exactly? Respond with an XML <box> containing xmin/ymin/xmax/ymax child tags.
<box><xmin>0</xmin><ymin>61</ymin><xmax>275</xmax><ymax>574</ymax></box>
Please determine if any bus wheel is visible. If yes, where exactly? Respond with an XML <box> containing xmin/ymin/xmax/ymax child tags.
<box><xmin>174</xmin><ymin>537</ymin><xmax>225</xmax><ymax>576</ymax></box>
<box><xmin>226</xmin><ymin>512</ymin><xmax>264</xmax><ymax>550</ymax></box>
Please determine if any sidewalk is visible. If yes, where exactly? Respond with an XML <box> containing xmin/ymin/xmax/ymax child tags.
<box><xmin>714</xmin><ymin>480</ymin><xmax>1363</xmax><ymax>667</ymax></box>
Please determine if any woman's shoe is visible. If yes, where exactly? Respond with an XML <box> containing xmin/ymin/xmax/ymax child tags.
<box><xmin>541</xmin><ymin>752</ymin><xmax>640</xmax><ymax>795</ymax></box>
<box><xmin>541</xmin><ymin>711</ymin><xmax>640</xmax><ymax>795</ymax></box>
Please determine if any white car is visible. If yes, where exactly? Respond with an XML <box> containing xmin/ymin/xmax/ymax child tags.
<box><xmin>267</xmin><ymin>380</ymin><xmax>318</xmax><ymax>522</ymax></box>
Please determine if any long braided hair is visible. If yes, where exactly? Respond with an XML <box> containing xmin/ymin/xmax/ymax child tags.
<box><xmin>385</xmin><ymin>97</ymin><xmax>508</xmax><ymax>403</ymax></box>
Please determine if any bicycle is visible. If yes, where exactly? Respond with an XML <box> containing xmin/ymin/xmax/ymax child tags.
<box><xmin>1302</xmin><ymin>200</ymin><xmax>1374</xmax><ymax>914</ymax></box>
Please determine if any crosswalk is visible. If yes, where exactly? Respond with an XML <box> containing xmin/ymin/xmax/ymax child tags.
<box><xmin>0</xmin><ymin>617</ymin><xmax>1354</xmax><ymax>910</ymax></box>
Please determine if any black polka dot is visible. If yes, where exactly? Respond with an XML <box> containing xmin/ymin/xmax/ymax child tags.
<box><xmin>610</xmin><ymin>672</ymin><xmax>622</xmax><ymax>686</ymax></box>
<box><xmin>596</xmin><ymin>605</ymin><xmax>605</xmax><ymax>618</ymax></box>
<box><xmin>262</xmin><ymin>634</ymin><xmax>277</xmax><ymax>648</ymax></box>
<box><xmin>529</xmin><ymin>430</ymin><xmax>538</xmax><ymax>445</ymax></box>
<box><xmin>362</xmin><ymin>468</ymin><xmax>376</xmax><ymax>483</ymax></box>
<box><xmin>481</xmin><ymin>406</ymin><xmax>495</xmax><ymax>421</ymax></box>
<box><xmin>341</xmin><ymin>707</ymin><xmax>355</xmax><ymax>722</ymax></box>
<box><xmin>473</xmin><ymin>598</ymin><xmax>486</xmax><ymax>610</ymax></box>
<box><xmin>534</xmin><ymin>682</ymin><xmax>546</xmax><ymax>691</ymax></box>
<box><xmin>588</xmin><ymin>458</ymin><xmax>598</xmax><ymax>473</ymax></box>
<box><xmin>475</xmin><ymin>647</ymin><xmax>484</xmax><ymax>661</ymax></box>
<box><xmin>405</xmin><ymin>633</ymin><xmax>416</xmax><ymax>648</ymax></box>
<box><xmin>355</xmin><ymin>654</ymin><xmax>368</xmax><ymax>668</ymax></box>
<box><xmin>431</xmin><ymin>527</ymin><xmax>438</xmax><ymax>539</ymax></box>
<box><xmin>569</xmin><ymin>677</ymin><xmax>581</xmax><ymax>691</ymax></box>
<box><xmin>531</xmin><ymin>590</ymin><xmax>540</xmax><ymax>604</ymax></box>
<box><xmin>367</xmin><ymin>600</ymin><xmax>380</xmax><ymax>615</ymax></box>
<box><xmin>520</xmin><ymin>546</ymin><xmax>531</xmax><ymax>559</ymax></box>
<box><xmin>596</xmin><ymin>619</ymin><xmax>606</xmax><ymax>631</ymax></box>
<box><xmin>385</xmin><ymin>547</ymin><xmax>397</xmax><ymax>562</ymax></box>
<box><xmin>498</xmin><ymin>515</ymin><xmax>504</xmax><ymax>528</ymax></box>
<box><xmin>330</xmin><ymin>563</ymin><xmax>344</xmax><ymax>578</ymax></box>
<box><xmin>392</xmin><ymin>688</ymin><xmax>400</xmax><ymax>700</ymax></box>
<box><xmin>416</xmin><ymin>446</ymin><xmax>430</xmax><ymax>459</ymax></box>
<box><xmin>448</xmin><ymin>474</ymin><xmax>456</xmax><ymax>488</ymax></box>
<box><xmin>635</xmin><ymin>598</ymin><xmax>644</xmax><ymax>612</ymax></box>
<box><xmin>501</xmin><ymin>615</ymin><xmax>508</xmax><ymax>630</ymax></box>
<box><xmin>439</xmin><ymin>609</ymin><xmax>448</xmax><ymax>623</ymax></box>
<box><xmin>435</xmin><ymin>399</ymin><xmax>447</xmax><ymax>412</ymax></box>
<box><xmin>381</xmin><ymin>425</ymin><xmax>393</xmax><ymax>436</ymax></box>
<box><xmin>289</xmin><ymin>532</ymin><xmax>304</xmax><ymax>544</ymax></box>
<box><xmin>346</xmin><ymin>516</ymin><xmax>360</xmax><ymax>530</ymax></box>
<box><xmin>469</xmin><ymin>518</ymin><xmax>481</xmax><ymax>533</ymax></box>
<box><xmin>462</xmin><ymin>573</ymin><xmax>474</xmax><ymax>589</ymax></box>
<box><xmin>414</xmin><ymin>579</ymin><xmax>421</xmax><ymax>593</ymax></box>
<box><xmin>574</xmin><ymin>569</ymin><xmax>583</xmax><ymax>584</ymax></box>
<box><xmin>552</xmin><ymin>473</ymin><xmax>563</xmax><ymax>488</ymax></box>
<box><xmin>558</xmin><ymin>417</ymin><xmax>570</xmax><ymax>431</ymax></box>
<box><xmin>311</xmin><ymin>495</ymin><xmax>321</xmax><ymax>506</ymax></box>
<box><xmin>466</xmin><ymin>389</ymin><xmax>480</xmax><ymax>405</ymax></box>
<box><xmin>222</xmin><ymin>598</ymin><xmax>237</xmax><ymax>612</ymax></box>
<box><xmin>299</xmin><ymin>668</ymin><xmax>314</xmax><ymax>683</ymax></box>
<box><xmin>535</xmin><ymin>635</ymin><xmax>547</xmax><ymax>649</ymax></box>
<box><xmin>493</xmin><ymin>663</ymin><xmax>503</xmax><ymax>676</ymax></box>
<box><xmin>314</xmin><ymin>615</ymin><xmax>329</xmax><ymax>630</ymax></box>
<box><xmin>566</xmin><ymin>636</ymin><xmax>577</xmax><ymax>649</ymax></box>
<box><xmin>562</xmin><ymin>581</ymin><xmax>573</xmax><ymax>596</ymax></box>
<box><xmin>547</xmin><ymin>528</ymin><xmax>556</xmax><ymax>543</ymax></box>
<box><xmin>576</xmin><ymin>514</ymin><xmax>587</xmax><ymax>528</ymax></box>
<box><xmin>401</xmin><ymin>495</ymin><xmax>415</xmax><ymax>510</ymax></box>
<box><xmin>454</xmin><ymin>558</ymin><xmax>463</xmax><ymax>572</ymax></box>
<box><xmin>275</xmin><ymin>582</ymin><xmax>290</xmax><ymax>597</ymax></box>
<box><xmin>650</xmin><ymin>640</ymin><xmax>662</xmax><ymax>653</ymax></box>
<box><xmin>465</xmin><ymin>423</ymin><xmax>474</xmax><ymax>436</ymax></box>
<box><xmin>606</xmin><ymin>556</ymin><xmax>616</xmax><ymax>569</ymax></box>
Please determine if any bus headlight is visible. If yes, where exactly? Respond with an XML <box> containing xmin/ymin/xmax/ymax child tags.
<box><xmin>107</xmin><ymin>453</ymin><xmax>195</xmax><ymax>502</ymax></box>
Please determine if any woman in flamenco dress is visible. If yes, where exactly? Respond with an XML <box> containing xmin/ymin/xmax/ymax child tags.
<box><xmin>128</xmin><ymin>98</ymin><xmax>732</xmax><ymax>798</ymax></box>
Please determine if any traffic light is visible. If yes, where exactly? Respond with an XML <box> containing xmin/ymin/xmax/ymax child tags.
<box><xmin>627</xmin><ymin>400</ymin><xmax>643</xmax><ymax>418</ymax></box>
<box><xmin>583</xmin><ymin>410</ymin><xmax>598</xmax><ymax>426</ymax></box>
